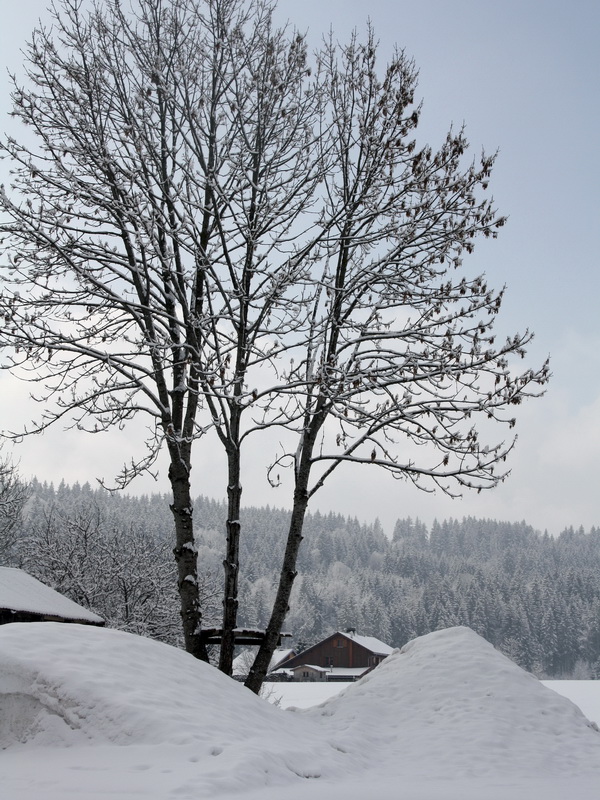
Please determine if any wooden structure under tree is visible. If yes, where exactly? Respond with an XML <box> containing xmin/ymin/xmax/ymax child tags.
<box><xmin>200</xmin><ymin>627</ymin><xmax>291</xmax><ymax>646</ymax></box>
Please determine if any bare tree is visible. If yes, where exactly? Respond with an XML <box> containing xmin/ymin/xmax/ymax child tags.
<box><xmin>16</xmin><ymin>499</ymin><xmax>222</xmax><ymax>643</ymax></box>
<box><xmin>0</xmin><ymin>446</ymin><xmax>28</xmax><ymax>560</ymax></box>
<box><xmin>243</xmin><ymin>34</ymin><xmax>550</xmax><ymax>692</ymax></box>
<box><xmin>0</xmin><ymin>0</ymin><xmax>548</xmax><ymax>686</ymax></box>
<box><xmin>0</xmin><ymin>0</ymin><xmax>323</xmax><ymax>667</ymax></box>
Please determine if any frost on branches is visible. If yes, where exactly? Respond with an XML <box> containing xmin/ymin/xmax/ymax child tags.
<box><xmin>0</xmin><ymin>0</ymin><xmax>548</xmax><ymax>688</ymax></box>
<box><xmin>0</xmin><ymin>447</ymin><xmax>27</xmax><ymax>559</ymax></box>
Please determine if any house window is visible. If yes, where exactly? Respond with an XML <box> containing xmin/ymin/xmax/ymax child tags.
<box><xmin>335</xmin><ymin>638</ymin><xmax>346</xmax><ymax>648</ymax></box>
<box><xmin>324</xmin><ymin>656</ymin><xmax>333</xmax><ymax>667</ymax></box>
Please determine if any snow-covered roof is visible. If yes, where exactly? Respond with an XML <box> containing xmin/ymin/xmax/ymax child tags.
<box><xmin>290</xmin><ymin>664</ymin><xmax>329</xmax><ymax>674</ymax></box>
<box><xmin>339</xmin><ymin>630</ymin><xmax>394</xmax><ymax>656</ymax></box>
<box><xmin>327</xmin><ymin>667</ymin><xmax>369</xmax><ymax>677</ymax></box>
<box><xmin>232</xmin><ymin>647</ymin><xmax>296</xmax><ymax>677</ymax></box>
<box><xmin>283</xmin><ymin>665</ymin><xmax>368</xmax><ymax>677</ymax></box>
<box><xmin>232</xmin><ymin>650</ymin><xmax>250</xmax><ymax>677</ymax></box>
<box><xmin>0</xmin><ymin>567</ymin><xmax>104</xmax><ymax>624</ymax></box>
<box><xmin>270</xmin><ymin>648</ymin><xmax>295</xmax><ymax>671</ymax></box>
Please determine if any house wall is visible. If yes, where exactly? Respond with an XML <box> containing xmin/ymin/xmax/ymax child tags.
<box><xmin>292</xmin><ymin>666</ymin><xmax>326</xmax><ymax>682</ymax></box>
<box><xmin>0</xmin><ymin>609</ymin><xmax>57</xmax><ymax>625</ymax></box>
<box><xmin>284</xmin><ymin>634</ymin><xmax>375</xmax><ymax>670</ymax></box>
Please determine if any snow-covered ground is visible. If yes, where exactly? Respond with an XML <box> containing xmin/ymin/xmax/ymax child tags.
<box><xmin>540</xmin><ymin>680</ymin><xmax>600</xmax><ymax>727</ymax></box>
<box><xmin>2</xmin><ymin>623</ymin><xmax>600</xmax><ymax>800</ymax></box>
<box><xmin>267</xmin><ymin>674</ymin><xmax>600</xmax><ymax>725</ymax></box>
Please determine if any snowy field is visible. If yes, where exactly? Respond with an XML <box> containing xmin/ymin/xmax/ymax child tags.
<box><xmin>267</xmin><ymin>674</ymin><xmax>600</xmax><ymax>725</ymax></box>
<box><xmin>2</xmin><ymin>623</ymin><xmax>600</xmax><ymax>800</ymax></box>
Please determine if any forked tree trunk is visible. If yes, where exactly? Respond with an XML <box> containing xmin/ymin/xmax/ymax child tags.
<box><xmin>168</xmin><ymin>455</ymin><xmax>210</xmax><ymax>662</ymax></box>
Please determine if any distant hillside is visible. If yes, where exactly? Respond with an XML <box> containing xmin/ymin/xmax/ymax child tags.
<box><xmin>8</xmin><ymin>479</ymin><xmax>600</xmax><ymax>678</ymax></box>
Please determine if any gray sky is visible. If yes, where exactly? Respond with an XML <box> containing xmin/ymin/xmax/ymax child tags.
<box><xmin>1</xmin><ymin>1</ymin><xmax>599</xmax><ymax>536</ymax></box>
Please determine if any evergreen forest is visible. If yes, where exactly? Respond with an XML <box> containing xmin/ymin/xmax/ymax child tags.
<box><xmin>5</xmin><ymin>479</ymin><xmax>600</xmax><ymax>679</ymax></box>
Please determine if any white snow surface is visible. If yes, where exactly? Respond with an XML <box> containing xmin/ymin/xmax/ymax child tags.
<box><xmin>0</xmin><ymin>567</ymin><xmax>104</xmax><ymax>624</ymax></box>
<box><xmin>342</xmin><ymin>629</ymin><xmax>394</xmax><ymax>654</ymax></box>
<box><xmin>1</xmin><ymin>623</ymin><xmax>600</xmax><ymax>800</ymax></box>
<box><xmin>541</xmin><ymin>680</ymin><xmax>600</xmax><ymax>726</ymax></box>
<box><xmin>271</xmin><ymin>676</ymin><xmax>600</xmax><ymax>724</ymax></box>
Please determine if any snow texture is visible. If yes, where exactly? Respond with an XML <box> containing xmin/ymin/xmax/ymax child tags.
<box><xmin>1</xmin><ymin>623</ymin><xmax>600</xmax><ymax>800</ymax></box>
<box><xmin>269</xmin><ymin>676</ymin><xmax>600</xmax><ymax>725</ymax></box>
<box><xmin>341</xmin><ymin>629</ymin><xmax>394</xmax><ymax>655</ymax></box>
<box><xmin>0</xmin><ymin>567</ymin><xmax>104</xmax><ymax>624</ymax></box>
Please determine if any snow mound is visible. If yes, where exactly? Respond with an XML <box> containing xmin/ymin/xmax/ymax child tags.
<box><xmin>1</xmin><ymin>622</ymin><xmax>268</xmax><ymax>749</ymax></box>
<box><xmin>0</xmin><ymin>623</ymin><xmax>349</xmax><ymax>793</ymax></box>
<box><xmin>303</xmin><ymin>626</ymin><xmax>600</xmax><ymax>780</ymax></box>
<box><xmin>2</xmin><ymin>623</ymin><xmax>600</xmax><ymax>799</ymax></box>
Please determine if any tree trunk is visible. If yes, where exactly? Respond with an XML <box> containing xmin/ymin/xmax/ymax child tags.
<box><xmin>219</xmin><ymin>441</ymin><xmax>242</xmax><ymax>675</ymax></box>
<box><xmin>168</xmin><ymin>455</ymin><xmax>209</xmax><ymax>662</ymax></box>
<box><xmin>245</xmin><ymin>483</ymin><xmax>310</xmax><ymax>694</ymax></box>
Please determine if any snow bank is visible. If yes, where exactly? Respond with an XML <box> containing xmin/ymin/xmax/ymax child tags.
<box><xmin>2</xmin><ymin>622</ymin><xmax>600</xmax><ymax>800</ymax></box>
<box><xmin>301</xmin><ymin>626</ymin><xmax>600</xmax><ymax>780</ymax></box>
<box><xmin>0</xmin><ymin>623</ymin><xmax>350</xmax><ymax>793</ymax></box>
<box><xmin>1</xmin><ymin>621</ymin><xmax>266</xmax><ymax>748</ymax></box>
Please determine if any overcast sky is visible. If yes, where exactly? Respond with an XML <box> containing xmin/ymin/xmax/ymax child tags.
<box><xmin>1</xmin><ymin>0</ymin><xmax>598</xmax><ymax>536</ymax></box>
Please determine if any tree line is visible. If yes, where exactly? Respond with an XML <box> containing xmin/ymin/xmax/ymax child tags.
<box><xmin>6</xmin><ymin>479</ymin><xmax>599</xmax><ymax>679</ymax></box>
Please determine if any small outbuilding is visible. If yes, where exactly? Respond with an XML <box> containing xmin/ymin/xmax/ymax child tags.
<box><xmin>0</xmin><ymin>567</ymin><xmax>104</xmax><ymax>626</ymax></box>
<box><xmin>289</xmin><ymin>664</ymin><xmax>329</xmax><ymax>682</ymax></box>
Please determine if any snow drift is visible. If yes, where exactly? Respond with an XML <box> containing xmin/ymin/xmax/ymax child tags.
<box><xmin>0</xmin><ymin>621</ymin><xmax>287</xmax><ymax>749</ymax></box>
<box><xmin>0</xmin><ymin>622</ymin><xmax>350</xmax><ymax>794</ymax></box>
<box><xmin>1</xmin><ymin>622</ymin><xmax>600</xmax><ymax>800</ymax></box>
<box><xmin>301</xmin><ymin>626</ymin><xmax>600</xmax><ymax>780</ymax></box>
